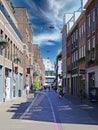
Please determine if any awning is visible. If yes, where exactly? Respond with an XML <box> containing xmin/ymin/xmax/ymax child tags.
<box><xmin>0</xmin><ymin>39</ymin><xmax>9</xmax><ymax>49</ymax></box>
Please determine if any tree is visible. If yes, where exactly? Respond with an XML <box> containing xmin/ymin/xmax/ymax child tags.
<box><xmin>33</xmin><ymin>80</ymin><xmax>39</xmax><ymax>90</ymax></box>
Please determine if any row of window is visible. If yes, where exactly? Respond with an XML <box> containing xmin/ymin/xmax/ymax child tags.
<box><xmin>87</xmin><ymin>8</ymin><xmax>96</xmax><ymax>36</ymax></box>
<box><xmin>67</xmin><ymin>6</ymin><xmax>97</xmax><ymax>68</ymax></box>
<box><xmin>88</xmin><ymin>36</ymin><xmax>95</xmax><ymax>50</ymax></box>
<box><xmin>0</xmin><ymin>29</ymin><xmax>22</xmax><ymax>65</ymax></box>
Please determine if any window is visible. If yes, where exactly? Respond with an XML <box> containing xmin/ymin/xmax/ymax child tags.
<box><xmin>89</xmin><ymin>72</ymin><xmax>95</xmax><ymax>88</ymax></box>
<box><xmin>92</xmin><ymin>36</ymin><xmax>95</xmax><ymax>48</ymax></box>
<box><xmin>79</xmin><ymin>48</ymin><xmax>81</xmax><ymax>58</ymax></box>
<box><xmin>92</xmin><ymin>8</ymin><xmax>96</xmax><ymax>32</ymax></box>
<box><xmin>84</xmin><ymin>45</ymin><xmax>86</xmax><ymax>57</ymax></box>
<box><xmin>0</xmin><ymin>49</ymin><xmax>2</xmax><ymax>55</ymax></box>
<box><xmin>72</xmin><ymin>53</ymin><xmax>73</xmax><ymax>63</ymax></box>
<box><xmin>72</xmin><ymin>34</ymin><xmax>73</xmax><ymax>44</ymax></box>
<box><xmin>88</xmin><ymin>40</ymin><xmax>91</xmax><ymax>50</ymax></box>
<box><xmin>62</xmin><ymin>31</ymin><xmax>66</xmax><ymax>45</ymax></box>
<box><xmin>5</xmin><ymin>48</ymin><xmax>7</xmax><ymax>58</ymax></box>
<box><xmin>76</xmin><ymin>50</ymin><xmax>78</xmax><ymax>61</ymax></box>
<box><xmin>76</xmin><ymin>29</ymin><xmax>78</xmax><ymax>40</ymax></box>
<box><xmin>83</xmin><ymin>21</ymin><xmax>86</xmax><ymax>34</ymax></box>
<box><xmin>92</xmin><ymin>49</ymin><xmax>95</xmax><ymax>60</ymax></box>
<box><xmin>0</xmin><ymin>29</ymin><xmax>3</xmax><ymax>38</ymax></box>
<box><xmin>92</xmin><ymin>36</ymin><xmax>95</xmax><ymax>60</ymax></box>
<box><xmin>87</xmin><ymin>14</ymin><xmax>91</xmax><ymax>36</ymax></box>
<box><xmin>74</xmin><ymin>32</ymin><xmax>75</xmax><ymax>42</ymax></box>
<box><xmin>75</xmin><ymin>51</ymin><xmax>77</xmax><ymax>67</ymax></box>
<box><xmin>5</xmin><ymin>34</ymin><xmax>7</xmax><ymax>40</ymax></box>
<box><xmin>79</xmin><ymin>26</ymin><xmax>81</xmax><ymax>40</ymax></box>
<box><xmin>74</xmin><ymin>52</ymin><xmax>75</xmax><ymax>62</ymax></box>
<box><xmin>88</xmin><ymin>53</ymin><xmax>91</xmax><ymax>61</ymax></box>
<box><xmin>82</xmin><ymin>24</ymin><xmax>83</xmax><ymax>36</ymax></box>
<box><xmin>71</xmin><ymin>35</ymin><xmax>73</xmax><ymax>49</ymax></box>
<box><xmin>82</xmin><ymin>46</ymin><xmax>83</xmax><ymax>57</ymax></box>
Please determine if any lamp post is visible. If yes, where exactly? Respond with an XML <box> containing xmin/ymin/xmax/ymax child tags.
<box><xmin>0</xmin><ymin>39</ymin><xmax>9</xmax><ymax>50</ymax></box>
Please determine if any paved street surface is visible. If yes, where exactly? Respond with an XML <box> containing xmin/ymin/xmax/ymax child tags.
<box><xmin>0</xmin><ymin>90</ymin><xmax>98</xmax><ymax>130</ymax></box>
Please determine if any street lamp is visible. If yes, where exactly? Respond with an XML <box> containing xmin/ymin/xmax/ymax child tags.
<box><xmin>0</xmin><ymin>39</ymin><xmax>9</xmax><ymax>50</ymax></box>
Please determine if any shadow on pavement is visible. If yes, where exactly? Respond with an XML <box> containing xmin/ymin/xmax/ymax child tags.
<box><xmin>7</xmin><ymin>91</ymin><xmax>98</xmax><ymax>125</ymax></box>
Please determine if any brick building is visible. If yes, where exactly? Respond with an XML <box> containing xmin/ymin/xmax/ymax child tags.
<box><xmin>61</xmin><ymin>0</ymin><xmax>98</xmax><ymax>99</ymax></box>
<box><xmin>0</xmin><ymin>0</ymin><xmax>23</xmax><ymax>101</ymax></box>
<box><xmin>0</xmin><ymin>0</ymin><xmax>45</xmax><ymax>102</ymax></box>
<box><xmin>33</xmin><ymin>44</ymin><xmax>45</xmax><ymax>86</ymax></box>
<box><xmin>85</xmin><ymin>0</ymin><xmax>98</xmax><ymax>97</ymax></box>
<box><xmin>14</xmin><ymin>7</ymin><xmax>34</xmax><ymax>87</ymax></box>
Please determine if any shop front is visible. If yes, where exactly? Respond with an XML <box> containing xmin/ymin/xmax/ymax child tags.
<box><xmin>88</xmin><ymin>72</ymin><xmax>98</xmax><ymax>101</ymax></box>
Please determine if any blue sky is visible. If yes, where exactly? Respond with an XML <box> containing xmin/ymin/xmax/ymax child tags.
<box><xmin>12</xmin><ymin>0</ymin><xmax>81</xmax><ymax>64</ymax></box>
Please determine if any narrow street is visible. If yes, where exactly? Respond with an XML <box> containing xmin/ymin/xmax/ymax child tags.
<box><xmin>0</xmin><ymin>90</ymin><xmax>98</xmax><ymax>130</ymax></box>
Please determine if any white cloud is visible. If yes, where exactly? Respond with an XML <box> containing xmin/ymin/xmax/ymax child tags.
<box><xmin>24</xmin><ymin>0</ymin><xmax>81</xmax><ymax>46</ymax></box>
<box><xmin>24</xmin><ymin>0</ymin><xmax>37</xmax><ymax>11</ymax></box>
<box><xmin>33</xmin><ymin>31</ymin><xmax>61</xmax><ymax>46</ymax></box>
<box><xmin>38</xmin><ymin>0</ymin><xmax>81</xmax><ymax>32</ymax></box>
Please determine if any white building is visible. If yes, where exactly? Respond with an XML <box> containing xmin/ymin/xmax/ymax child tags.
<box><xmin>43</xmin><ymin>58</ymin><xmax>54</xmax><ymax>71</ymax></box>
<box><xmin>43</xmin><ymin>58</ymin><xmax>55</xmax><ymax>85</ymax></box>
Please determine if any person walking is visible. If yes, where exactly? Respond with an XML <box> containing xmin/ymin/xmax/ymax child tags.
<box><xmin>25</xmin><ymin>84</ymin><xmax>30</xmax><ymax>97</ymax></box>
<box><xmin>80</xmin><ymin>88</ymin><xmax>84</xmax><ymax>103</ymax></box>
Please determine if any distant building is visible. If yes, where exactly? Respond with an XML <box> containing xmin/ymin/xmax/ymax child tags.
<box><xmin>43</xmin><ymin>59</ymin><xmax>53</xmax><ymax>71</ymax></box>
<box><xmin>43</xmin><ymin>59</ymin><xmax>56</xmax><ymax>85</ymax></box>
<box><xmin>33</xmin><ymin>44</ymin><xmax>45</xmax><ymax>86</ymax></box>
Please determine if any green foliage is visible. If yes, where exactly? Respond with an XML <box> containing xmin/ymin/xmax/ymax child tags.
<box><xmin>33</xmin><ymin>80</ymin><xmax>39</xmax><ymax>90</ymax></box>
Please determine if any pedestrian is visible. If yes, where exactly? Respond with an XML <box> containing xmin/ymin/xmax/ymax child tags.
<box><xmin>57</xmin><ymin>86</ymin><xmax>63</xmax><ymax>98</ymax></box>
<box><xmin>25</xmin><ymin>84</ymin><xmax>30</xmax><ymax>97</ymax></box>
<box><xmin>80</xmin><ymin>88</ymin><xmax>83</xmax><ymax>103</ymax></box>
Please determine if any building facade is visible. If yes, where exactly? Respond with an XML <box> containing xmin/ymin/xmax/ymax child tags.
<box><xmin>14</xmin><ymin>7</ymin><xmax>34</xmax><ymax>88</ymax></box>
<box><xmin>43</xmin><ymin>58</ymin><xmax>55</xmax><ymax>85</ymax></box>
<box><xmin>0</xmin><ymin>0</ymin><xmax>45</xmax><ymax>102</ymax></box>
<box><xmin>78</xmin><ymin>12</ymin><xmax>86</xmax><ymax>96</ymax></box>
<box><xmin>33</xmin><ymin>44</ymin><xmax>45</xmax><ymax>87</ymax></box>
<box><xmin>61</xmin><ymin>25</ymin><xmax>67</xmax><ymax>91</ymax></box>
<box><xmin>61</xmin><ymin>0</ymin><xmax>98</xmax><ymax>99</ymax></box>
<box><xmin>85</xmin><ymin>0</ymin><xmax>98</xmax><ymax>98</ymax></box>
<box><xmin>0</xmin><ymin>0</ymin><xmax>23</xmax><ymax>101</ymax></box>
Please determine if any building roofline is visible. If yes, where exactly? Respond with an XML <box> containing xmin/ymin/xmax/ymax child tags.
<box><xmin>84</xmin><ymin>0</ymin><xmax>93</xmax><ymax>9</ymax></box>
